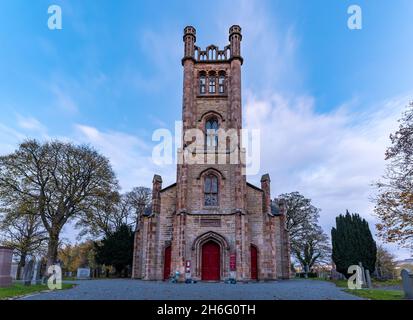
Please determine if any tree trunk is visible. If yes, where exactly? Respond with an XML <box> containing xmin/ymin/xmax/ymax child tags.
<box><xmin>46</xmin><ymin>233</ymin><xmax>59</xmax><ymax>268</ymax></box>
<box><xmin>17</xmin><ymin>252</ymin><xmax>27</xmax><ymax>280</ymax></box>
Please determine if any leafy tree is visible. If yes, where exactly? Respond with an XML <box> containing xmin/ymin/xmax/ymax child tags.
<box><xmin>291</xmin><ymin>225</ymin><xmax>331</xmax><ymax>276</ymax></box>
<box><xmin>375</xmin><ymin>102</ymin><xmax>413</xmax><ymax>249</ymax></box>
<box><xmin>277</xmin><ymin>192</ymin><xmax>320</xmax><ymax>248</ymax></box>
<box><xmin>76</xmin><ymin>186</ymin><xmax>151</xmax><ymax>239</ymax></box>
<box><xmin>0</xmin><ymin>140</ymin><xmax>118</xmax><ymax>266</ymax></box>
<box><xmin>126</xmin><ymin>186</ymin><xmax>151</xmax><ymax>229</ymax></box>
<box><xmin>375</xmin><ymin>245</ymin><xmax>397</xmax><ymax>280</ymax></box>
<box><xmin>76</xmin><ymin>191</ymin><xmax>122</xmax><ymax>239</ymax></box>
<box><xmin>94</xmin><ymin>224</ymin><xmax>134</xmax><ymax>277</ymax></box>
<box><xmin>331</xmin><ymin>211</ymin><xmax>377</xmax><ymax>277</ymax></box>
<box><xmin>58</xmin><ymin>241</ymin><xmax>97</xmax><ymax>274</ymax></box>
<box><xmin>276</xmin><ymin>192</ymin><xmax>330</xmax><ymax>275</ymax></box>
<box><xmin>0</xmin><ymin>200</ymin><xmax>48</xmax><ymax>279</ymax></box>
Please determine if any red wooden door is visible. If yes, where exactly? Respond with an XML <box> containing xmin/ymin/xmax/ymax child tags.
<box><xmin>251</xmin><ymin>245</ymin><xmax>258</xmax><ymax>280</ymax></box>
<box><xmin>163</xmin><ymin>246</ymin><xmax>171</xmax><ymax>280</ymax></box>
<box><xmin>201</xmin><ymin>241</ymin><xmax>220</xmax><ymax>281</ymax></box>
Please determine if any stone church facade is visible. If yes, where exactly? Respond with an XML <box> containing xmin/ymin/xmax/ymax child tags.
<box><xmin>132</xmin><ymin>26</ymin><xmax>290</xmax><ymax>281</ymax></box>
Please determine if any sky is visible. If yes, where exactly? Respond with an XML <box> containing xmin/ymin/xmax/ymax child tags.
<box><xmin>0</xmin><ymin>0</ymin><xmax>413</xmax><ymax>259</ymax></box>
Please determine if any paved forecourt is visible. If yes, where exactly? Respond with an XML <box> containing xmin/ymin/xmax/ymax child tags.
<box><xmin>20</xmin><ymin>279</ymin><xmax>362</xmax><ymax>300</ymax></box>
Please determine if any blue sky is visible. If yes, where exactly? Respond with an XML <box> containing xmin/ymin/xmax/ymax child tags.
<box><xmin>0</xmin><ymin>0</ymin><xmax>413</xmax><ymax>258</ymax></box>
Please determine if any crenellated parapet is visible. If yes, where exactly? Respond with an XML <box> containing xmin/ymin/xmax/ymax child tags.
<box><xmin>182</xmin><ymin>25</ymin><xmax>243</xmax><ymax>65</ymax></box>
<box><xmin>194</xmin><ymin>44</ymin><xmax>231</xmax><ymax>62</ymax></box>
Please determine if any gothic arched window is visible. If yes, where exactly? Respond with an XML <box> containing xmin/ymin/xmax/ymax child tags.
<box><xmin>204</xmin><ymin>174</ymin><xmax>218</xmax><ymax>206</ymax></box>
<box><xmin>218</xmin><ymin>73</ymin><xmax>225</xmax><ymax>94</ymax></box>
<box><xmin>205</xmin><ymin>117</ymin><xmax>219</xmax><ymax>148</ymax></box>
<box><xmin>208</xmin><ymin>73</ymin><xmax>216</xmax><ymax>94</ymax></box>
<box><xmin>199</xmin><ymin>73</ymin><xmax>206</xmax><ymax>94</ymax></box>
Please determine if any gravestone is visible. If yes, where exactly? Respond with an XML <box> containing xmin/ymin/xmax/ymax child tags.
<box><xmin>10</xmin><ymin>262</ymin><xmax>18</xmax><ymax>280</ymax></box>
<box><xmin>0</xmin><ymin>246</ymin><xmax>13</xmax><ymax>287</ymax></box>
<box><xmin>358</xmin><ymin>262</ymin><xmax>366</xmax><ymax>287</ymax></box>
<box><xmin>23</xmin><ymin>259</ymin><xmax>35</xmax><ymax>286</ymax></box>
<box><xmin>76</xmin><ymin>267</ymin><xmax>91</xmax><ymax>279</ymax></box>
<box><xmin>401</xmin><ymin>269</ymin><xmax>413</xmax><ymax>299</ymax></box>
<box><xmin>365</xmin><ymin>269</ymin><xmax>372</xmax><ymax>289</ymax></box>
<box><xmin>31</xmin><ymin>260</ymin><xmax>42</xmax><ymax>285</ymax></box>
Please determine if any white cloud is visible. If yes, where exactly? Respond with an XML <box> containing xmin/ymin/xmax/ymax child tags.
<box><xmin>74</xmin><ymin>124</ymin><xmax>176</xmax><ymax>191</ymax></box>
<box><xmin>16</xmin><ymin>114</ymin><xmax>47</xmax><ymax>134</ymax></box>
<box><xmin>50</xmin><ymin>83</ymin><xmax>79</xmax><ymax>113</ymax></box>
<box><xmin>245</xmin><ymin>91</ymin><xmax>413</xmax><ymax>258</ymax></box>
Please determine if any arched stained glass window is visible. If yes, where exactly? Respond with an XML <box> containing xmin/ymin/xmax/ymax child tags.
<box><xmin>204</xmin><ymin>174</ymin><xmax>218</xmax><ymax>206</ymax></box>
<box><xmin>200</xmin><ymin>74</ymin><xmax>206</xmax><ymax>94</ymax></box>
<box><xmin>205</xmin><ymin>118</ymin><xmax>219</xmax><ymax>148</ymax></box>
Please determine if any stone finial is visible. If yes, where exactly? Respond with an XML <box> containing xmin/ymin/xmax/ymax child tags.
<box><xmin>184</xmin><ymin>26</ymin><xmax>196</xmax><ymax>39</ymax></box>
<box><xmin>153</xmin><ymin>174</ymin><xmax>163</xmax><ymax>184</ymax></box>
<box><xmin>151</xmin><ymin>174</ymin><xmax>162</xmax><ymax>215</ymax></box>
<box><xmin>260</xmin><ymin>173</ymin><xmax>270</xmax><ymax>183</ymax></box>
<box><xmin>229</xmin><ymin>25</ymin><xmax>242</xmax><ymax>59</ymax></box>
<box><xmin>261</xmin><ymin>174</ymin><xmax>271</xmax><ymax>214</ymax></box>
<box><xmin>183</xmin><ymin>26</ymin><xmax>196</xmax><ymax>60</ymax></box>
<box><xmin>229</xmin><ymin>25</ymin><xmax>242</xmax><ymax>38</ymax></box>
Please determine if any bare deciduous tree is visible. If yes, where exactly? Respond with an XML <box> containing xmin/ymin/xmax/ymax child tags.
<box><xmin>291</xmin><ymin>225</ymin><xmax>331</xmax><ymax>275</ymax></box>
<box><xmin>0</xmin><ymin>200</ymin><xmax>48</xmax><ymax>279</ymax></box>
<box><xmin>0</xmin><ymin>140</ymin><xmax>118</xmax><ymax>266</ymax></box>
<box><xmin>375</xmin><ymin>102</ymin><xmax>413</xmax><ymax>249</ymax></box>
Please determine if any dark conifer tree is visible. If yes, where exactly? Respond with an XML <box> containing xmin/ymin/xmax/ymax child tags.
<box><xmin>331</xmin><ymin>211</ymin><xmax>377</xmax><ymax>277</ymax></box>
<box><xmin>95</xmin><ymin>224</ymin><xmax>134</xmax><ymax>277</ymax></box>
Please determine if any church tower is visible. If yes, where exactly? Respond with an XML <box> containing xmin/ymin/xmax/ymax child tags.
<box><xmin>132</xmin><ymin>26</ymin><xmax>291</xmax><ymax>282</ymax></box>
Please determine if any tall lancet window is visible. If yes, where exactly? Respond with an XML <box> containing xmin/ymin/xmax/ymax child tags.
<box><xmin>205</xmin><ymin>118</ymin><xmax>219</xmax><ymax>149</ymax></box>
<box><xmin>218</xmin><ymin>72</ymin><xmax>225</xmax><ymax>94</ymax></box>
<box><xmin>204</xmin><ymin>174</ymin><xmax>218</xmax><ymax>206</ymax></box>
<box><xmin>199</xmin><ymin>73</ymin><xmax>206</xmax><ymax>94</ymax></box>
<box><xmin>208</xmin><ymin>72</ymin><xmax>216</xmax><ymax>93</ymax></box>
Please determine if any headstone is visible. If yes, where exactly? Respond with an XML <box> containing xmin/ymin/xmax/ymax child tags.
<box><xmin>330</xmin><ymin>269</ymin><xmax>345</xmax><ymax>280</ymax></box>
<box><xmin>31</xmin><ymin>260</ymin><xmax>42</xmax><ymax>285</ymax></box>
<box><xmin>0</xmin><ymin>246</ymin><xmax>13</xmax><ymax>287</ymax></box>
<box><xmin>401</xmin><ymin>269</ymin><xmax>413</xmax><ymax>299</ymax></box>
<box><xmin>23</xmin><ymin>259</ymin><xmax>35</xmax><ymax>286</ymax></box>
<box><xmin>365</xmin><ymin>269</ymin><xmax>372</xmax><ymax>289</ymax></box>
<box><xmin>10</xmin><ymin>262</ymin><xmax>18</xmax><ymax>280</ymax></box>
<box><xmin>76</xmin><ymin>267</ymin><xmax>91</xmax><ymax>279</ymax></box>
<box><xmin>358</xmin><ymin>262</ymin><xmax>366</xmax><ymax>287</ymax></box>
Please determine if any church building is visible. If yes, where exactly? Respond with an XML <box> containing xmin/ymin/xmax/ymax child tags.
<box><xmin>132</xmin><ymin>26</ymin><xmax>291</xmax><ymax>281</ymax></box>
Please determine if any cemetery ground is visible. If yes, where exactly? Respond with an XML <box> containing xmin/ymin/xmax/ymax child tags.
<box><xmin>326</xmin><ymin>278</ymin><xmax>405</xmax><ymax>300</ymax></box>
<box><xmin>0</xmin><ymin>277</ymin><xmax>406</xmax><ymax>300</ymax></box>
<box><xmin>16</xmin><ymin>277</ymin><xmax>406</xmax><ymax>300</ymax></box>
<box><xmin>0</xmin><ymin>281</ymin><xmax>75</xmax><ymax>300</ymax></box>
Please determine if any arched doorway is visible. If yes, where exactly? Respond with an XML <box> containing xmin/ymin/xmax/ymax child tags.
<box><xmin>163</xmin><ymin>246</ymin><xmax>171</xmax><ymax>280</ymax></box>
<box><xmin>251</xmin><ymin>245</ymin><xmax>258</xmax><ymax>280</ymax></box>
<box><xmin>201</xmin><ymin>241</ymin><xmax>220</xmax><ymax>281</ymax></box>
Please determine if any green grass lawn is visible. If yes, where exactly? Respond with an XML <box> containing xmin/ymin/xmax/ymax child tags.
<box><xmin>297</xmin><ymin>277</ymin><xmax>406</xmax><ymax>300</ymax></box>
<box><xmin>344</xmin><ymin>289</ymin><xmax>405</xmax><ymax>300</ymax></box>
<box><xmin>0</xmin><ymin>282</ymin><xmax>75</xmax><ymax>300</ymax></box>
<box><xmin>372</xmin><ymin>279</ymin><xmax>402</xmax><ymax>288</ymax></box>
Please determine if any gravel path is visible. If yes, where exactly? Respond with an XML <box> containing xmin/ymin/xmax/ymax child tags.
<box><xmin>20</xmin><ymin>279</ymin><xmax>362</xmax><ymax>300</ymax></box>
